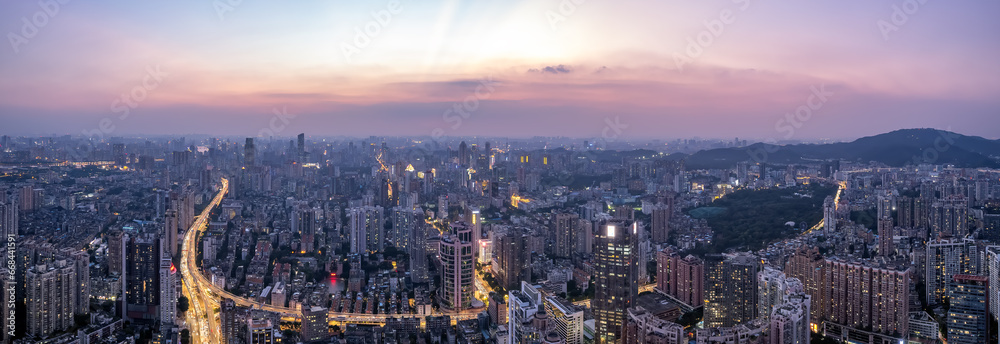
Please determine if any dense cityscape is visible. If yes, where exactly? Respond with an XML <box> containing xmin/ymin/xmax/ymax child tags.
<box><xmin>0</xmin><ymin>130</ymin><xmax>998</xmax><ymax>344</ymax></box>
<box><xmin>3</xmin><ymin>1</ymin><xmax>1000</xmax><ymax>343</ymax></box>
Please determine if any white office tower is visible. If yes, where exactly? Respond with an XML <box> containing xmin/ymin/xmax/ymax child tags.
<box><xmin>544</xmin><ymin>296</ymin><xmax>584</xmax><ymax>344</ymax></box>
<box><xmin>470</xmin><ymin>208</ymin><xmax>482</xmax><ymax>245</ymax></box>
<box><xmin>159</xmin><ymin>254</ymin><xmax>177</xmax><ymax>328</ymax></box>
<box><xmin>508</xmin><ymin>282</ymin><xmax>543</xmax><ymax>344</ymax></box>
<box><xmin>478</xmin><ymin>239</ymin><xmax>492</xmax><ymax>264</ymax></box>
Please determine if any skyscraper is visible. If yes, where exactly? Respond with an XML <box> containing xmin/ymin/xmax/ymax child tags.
<box><xmin>125</xmin><ymin>234</ymin><xmax>161</xmax><ymax>322</ymax></box>
<box><xmin>410</xmin><ymin>222</ymin><xmax>429</xmax><ymax>283</ymax></box>
<box><xmin>164</xmin><ymin>209</ymin><xmax>178</xmax><ymax>256</ymax></box>
<box><xmin>593</xmin><ymin>220</ymin><xmax>639</xmax><ymax>344</ymax></box>
<box><xmin>987</xmin><ymin>246</ymin><xmax>1000</xmax><ymax>320</ymax></box>
<box><xmin>508</xmin><ymin>282</ymin><xmax>543</xmax><ymax>344</ymax></box>
<box><xmin>930</xmin><ymin>196</ymin><xmax>969</xmax><ymax>237</ymax></box>
<box><xmin>575</xmin><ymin>218</ymin><xmax>593</xmax><ymax>255</ymax></box>
<box><xmin>926</xmin><ymin>238</ymin><xmax>974</xmax><ymax>305</ymax></box>
<box><xmin>297</xmin><ymin>133</ymin><xmax>306</xmax><ymax>161</ymax></box>
<box><xmin>655</xmin><ymin>250</ymin><xmax>672</xmax><ymax>296</ymax></box>
<box><xmin>897</xmin><ymin>196</ymin><xmax>926</xmax><ymax>229</ymax></box>
<box><xmin>824</xmin><ymin>258</ymin><xmax>909</xmax><ymax>337</ymax></box>
<box><xmin>553</xmin><ymin>212</ymin><xmax>578</xmax><ymax>258</ymax></box>
<box><xmin>107</xmin><ymin>230</ymin><xmax>125</xmax><ymax>276</ymax></box>
<box><xmin>544</xmin><ymin>296</ymin><xmax>585</xmax><ymax>344</ymax></box>
<box><xmin>496</xmin><ymin>228</ymin><xmax>528</xmax><ymax>290</ymax></box>
<box><xmin>25</xmin><ymin>260</ymin><xmax>77</xmax><ymax>338</ymax></box>
<box><xmin>650</xmin><ymin>203</ymin><xmax>671</xmax><ymax>243</ymax></box>
<box><xmin>784</xmin><ymin>246</ymin><xmax>825</xmax><ymax>321</ymax></box>
<box><xmin>292</xmin><ymin>204</ymin><xmax>317</xmax><ymax>252</ymax></box>
<box><xmin>877</xmin><ymin>217</ymin><xmax>895</xmax><ymax>257</ymax></box>
<box><xmin>656</xmin><ymin>249</ymin><xmax>704</xmax><ymax>308</ymax></box>
<box><xmin>348</xmin><ymin>206</ymin><xmax>384</xmax><ymax>254</ymax></box>
<box><xmin>757</xmin><ymin>266</ymin><xmax>800</xmax><ymax>322</ymax></box>
<box><xmin>221</xmin><ymin>298</ymin><xmax>250</xmax><ymax>344</ymax></box>
<box><xmin>390</xmin><ymin>207</ymin><xmax>420</xmax><ymax>251</ymax></box>
<box><xmin>876</xmin><ymin>189</ymin><xmax>893</xmax><ymax>219</ymax></box>
<box><xmin>823</xmin><ymin>196</ymin><xmax>837</xmax><ymax>233</ymax></box>
<box><xmin>488</xmin><ymin>292</ymin><xmax>508</xmax><ymax>326</ymax></box>
<box><xmin>437</xmin><ymin>194</ymin><xmax>449</xmax><ymax>220</ymax></box>
<box><xmin>439</xmin><ymin>222</ymin><xmax>475</xmax><ymax>311</ymax></box>
<box><xmin>947</xmin><ymin>275</ymin><xmax>988</xmax><ymax>344</ymax></box>
<box><xmin>159</xmin><ymin>253</ymin><xmax>177</xmax><ymax>330</ymax></box>
<box><xmin>704</xmin><ymin>253</ymin><xmax>761</xmax><ymax>328</ymax></box>
<box><xmin>459</xmin><ymin>141</ymin><xmax>469</xmax><ymax>166</ymax></box>
<box><xmin>244</xmin><ymin>138</ymin><xmax>255</xmax><ymax>167</ymax></box>
<box><xmin>65</xmin><ymin>249</ymin><xmax>90</xmax><ymax>315</ymax></box>
<box><xmin>768</xmin><ymin>293</ymin><xmax>811</xmax><ymax>344</ymax></box>
<box><xmin>0</xmin><ymin>200</ymin><xmax>17</xmax><ymax>257</ymax></box>
<box><xmin>113</xmin><ymin>143</ymin><xmax>126</xmax><ymax>165</ymax></box>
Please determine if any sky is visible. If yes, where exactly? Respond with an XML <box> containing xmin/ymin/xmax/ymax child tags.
<box><xmin>1</xmin><ymin>0</ymin><xmax>999</xmax><ymax>141</ymax></box>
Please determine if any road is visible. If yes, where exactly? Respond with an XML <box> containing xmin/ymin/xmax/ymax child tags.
<box><xmin>181</xmin><ymin>178</ymin><xmax>480</xmax><ymax>344</ymax></box>
<box><xmin>181</xmin><ymin>178</ymin><xmax>229</xmax><ymax>344</ymax></box>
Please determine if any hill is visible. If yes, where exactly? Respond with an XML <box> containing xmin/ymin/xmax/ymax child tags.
<box><xmin>683</xmin><ymin>129</ymin><xmax>1000</xmax><ymax>169</ymax></box>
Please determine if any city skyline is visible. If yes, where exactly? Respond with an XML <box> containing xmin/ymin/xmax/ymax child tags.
<box><xmin>2</xmin><ymin>1</ymin><xmax>999</xmax><ymax>139</ymax></box>
<box><xmin>3</xmin><ymin>2</ymin><xmax>1000</xmax><ymax>343</ymax></box>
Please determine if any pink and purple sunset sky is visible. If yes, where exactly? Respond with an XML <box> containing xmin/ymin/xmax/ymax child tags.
<box><xmin>1</xmin><ymin>0</ymin><xmax>998</xmax><ymax>140</ymax></box>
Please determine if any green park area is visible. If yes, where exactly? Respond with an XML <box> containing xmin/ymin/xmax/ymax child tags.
<box><xmin>689</xmin><ymin>183</ymin><xmax>836</xmax><ymax>252</ymax></box>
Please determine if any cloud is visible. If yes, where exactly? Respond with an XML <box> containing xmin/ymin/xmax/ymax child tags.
<box><xmin>528</xmin><ymin>65</ymin><xmax>572</xmax><ymax>74</ymax></box>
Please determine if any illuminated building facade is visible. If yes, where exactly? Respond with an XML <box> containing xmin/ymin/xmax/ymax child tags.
<box><xmin>946</xmin><ymin>275</ymin><xmax>988</xmax><ymax>344</ymax></box>
<box><xmin>439</xmin><ymin>221</ymin><xmax>475</xmax><ymax>311</ymax></box>
<box><xmin>593</xmin><ymin>220</ymin><xmax>638</xmax><ymax>344</ymax></box>
<box><xmin>704</xmin><ymin>253</ymin><xmax>761</xmax><ymax>328</ymax></box>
